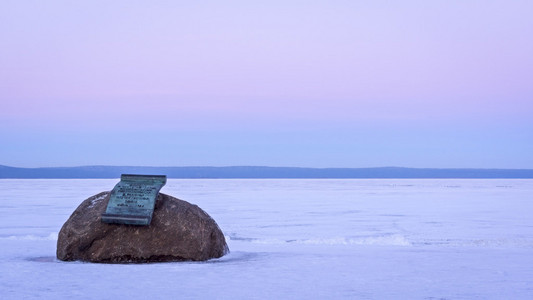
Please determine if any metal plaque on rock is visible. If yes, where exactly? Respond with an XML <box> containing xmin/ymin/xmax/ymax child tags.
<box><xmin>101</xmin><ymin>174</ymin><xmax>166</xmax><ymax>225</ymax></box>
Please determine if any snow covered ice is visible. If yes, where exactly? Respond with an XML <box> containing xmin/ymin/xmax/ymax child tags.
<box><xmin>1</xmin><ymin>179</ymin><xmax>533</xmax><ymax>299</ymax></box>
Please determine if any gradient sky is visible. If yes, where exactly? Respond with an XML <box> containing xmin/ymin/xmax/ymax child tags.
<box><xmin>1</xmin><ymin>1</ymin><xmax>532</xmax><ymax>168</ymax></box>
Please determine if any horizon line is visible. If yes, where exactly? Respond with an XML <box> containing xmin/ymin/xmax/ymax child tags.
<box><xmin>2</xmin><ymin>164</ymin><xmax>533</xmax><ymax>179</ymax></box>
<box><xmin>2</xmin><ymin>164</ymin><xmax>533</xmax><ymax>171</ymax></box>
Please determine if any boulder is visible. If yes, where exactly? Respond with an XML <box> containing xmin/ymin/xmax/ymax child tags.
<box><xmin>57</xmin><ymin>192</ymin><xmax>229</xmax><ymax>263</ymax></box>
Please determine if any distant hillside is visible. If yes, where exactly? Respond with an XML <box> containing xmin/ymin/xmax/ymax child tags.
<box><xmin>1</xmin><ymin>165</ymin><xmax>533</xmax><ymax>178</ymax></box>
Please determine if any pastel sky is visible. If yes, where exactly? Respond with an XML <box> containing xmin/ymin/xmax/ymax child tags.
<box><xmin>1</xmin><ymin>1</ymin><xmax>532</xmax><ymax>168</ymax></box>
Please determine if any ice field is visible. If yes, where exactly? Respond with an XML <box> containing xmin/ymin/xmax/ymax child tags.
<box><xmin>1</xmin><ymin>179</ymin><xmax>532</xmax><ymax>299</ymax></box>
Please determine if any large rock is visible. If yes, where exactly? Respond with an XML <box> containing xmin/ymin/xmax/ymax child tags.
<box><xmin>57</xmin><ymin>192</ymin><xmax>228</xmax><ymax>263</ymax></box>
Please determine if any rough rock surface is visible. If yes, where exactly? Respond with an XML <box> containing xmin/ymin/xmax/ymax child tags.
<box><xmin>57</xmin><ymin>192</ymin><xmax>229</xmax><ymax>263</ymax></box>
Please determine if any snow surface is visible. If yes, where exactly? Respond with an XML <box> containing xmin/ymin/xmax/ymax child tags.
<box><xmin>1</xmin><ymin>179</ymin><xmax>533</xmax><ymax>299</ymax></box>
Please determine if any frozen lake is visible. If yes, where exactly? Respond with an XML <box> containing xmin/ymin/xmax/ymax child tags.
<box><xmin>1</xmin><ymin>179</ymin><xmax>532</xmax><ymax>299</ymax></box>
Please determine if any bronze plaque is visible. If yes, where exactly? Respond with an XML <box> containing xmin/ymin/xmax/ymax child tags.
<box><xmin>101</xmin><ymin>174</ymin><xmax>166</xmax><ymax>225</ymax></box>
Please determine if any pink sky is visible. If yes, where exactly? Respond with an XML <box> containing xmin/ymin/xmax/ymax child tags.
<box><xmin>1</xmin><ymin>1</ymin><xmax>532</xmax><ymax>167</ymax></box>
